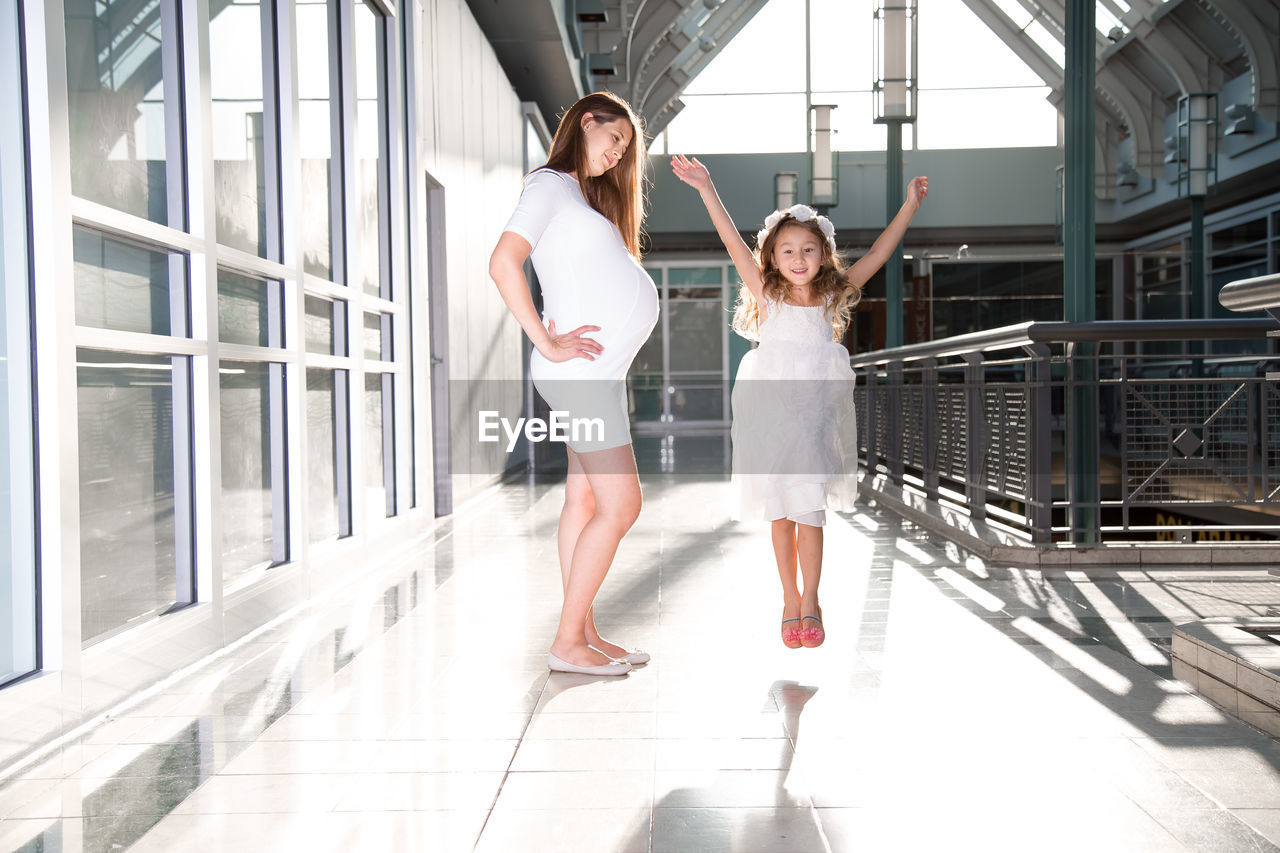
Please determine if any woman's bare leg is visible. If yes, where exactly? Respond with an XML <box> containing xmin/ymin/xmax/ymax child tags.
<box><xmin>548</xmin><ymin>444</ymin><xmax>642</xmax><ymax>667</ymax></box>
<box><xmin>558</xmin><ymin>449</ymin><xmax>630</xmax><ymax>658</ymax></box>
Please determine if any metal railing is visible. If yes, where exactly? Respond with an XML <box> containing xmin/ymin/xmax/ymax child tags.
<box><xmin>1221</xmin><ymin>272</ymin><xmax>1280</xmax><ymax>383</ymax></box>
<box><xmin>1220</xmin><ymin>272</ymin><xmax>1280</xmax><ymax>317</ymax></box>
<box><xmin>851</xmin><ymin>316</ymin><xmax>1280</xmax><ymax>545</ymax></box>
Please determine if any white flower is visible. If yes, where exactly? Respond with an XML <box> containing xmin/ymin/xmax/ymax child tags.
<box><xmin>756</xmin><ymin>205</ymin><xmax>839</xmax><ymax>252</ymax></box>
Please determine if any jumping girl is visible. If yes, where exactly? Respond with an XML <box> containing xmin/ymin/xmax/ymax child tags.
<box><xmin>671</xmin><ymin>153</ymin><xmax>928</xmax><ymax>649</ymax></box>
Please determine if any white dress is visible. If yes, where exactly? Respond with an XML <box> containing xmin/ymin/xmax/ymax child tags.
<box><xmin>503</xmin><ymin>169</ymin><xmax>659</xmax><ymax>452</ymax></box>
<box><xmin>730</xmin><ymin>297</ymin><xmax>859</xmax><ymax>526</ymax></box>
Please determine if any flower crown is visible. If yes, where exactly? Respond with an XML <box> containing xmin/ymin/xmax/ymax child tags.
<box><xmin>755</xmin><ymin>204</ymin><xmax>837</xmax><ymax>253</ymax></box>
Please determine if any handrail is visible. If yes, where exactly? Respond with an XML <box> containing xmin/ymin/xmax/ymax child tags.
<box><xmin>850</xmin><ymin>318</ymin><xmax>1279</xmax><ymax>367</ymax></box>
<box><xmin>1220</xmin><ymin>272</ymin><xmax>1280</xmax><ymax>313</ymax></box>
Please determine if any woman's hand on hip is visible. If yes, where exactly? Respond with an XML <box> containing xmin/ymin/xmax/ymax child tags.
<box><xmin>539</xmin><ymin>319</ymin><xmax>604</xmax><ymax>362</ymax></box>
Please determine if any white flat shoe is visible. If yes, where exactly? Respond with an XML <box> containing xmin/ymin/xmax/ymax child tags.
<box><xmin>547</xmin><ymin>652</ymin><xmax>631</xmax><ymax>676</ymax></box>
<box><xmin>588</xmin><ymin>643</ymin><xmax>650</xmax><ymax>666</ymax></box>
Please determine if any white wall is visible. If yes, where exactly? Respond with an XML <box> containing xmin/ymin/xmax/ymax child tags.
<box><xmin>414</xmin><ymin>0</ymin><xmax>529</xmax><ymax>504</ymax></box>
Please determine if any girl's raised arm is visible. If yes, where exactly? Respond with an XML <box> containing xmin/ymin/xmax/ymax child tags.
<box><xmin>670</xmin><ymin>155</ymin><xmax>765</xmax><ymax>302</ymax></box>
<box><xmin>846</xmin><ymin>176</ymin><xmax>929</xmax><ymax>290</ymax></box>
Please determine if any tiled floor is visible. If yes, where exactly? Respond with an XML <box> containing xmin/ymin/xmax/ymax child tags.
<box><xmin>3</xmin><ymin>436</ymin><xmax>1280</xmax><ymax>852</ymax></box>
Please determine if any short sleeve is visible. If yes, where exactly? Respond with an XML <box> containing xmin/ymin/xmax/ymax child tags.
<box><xmin>502</xmin><ymin>170</ymin><xmax>566</xmax><ymax>249</ymax></box>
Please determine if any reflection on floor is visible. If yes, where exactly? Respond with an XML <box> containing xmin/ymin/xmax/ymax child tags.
<box><xmin>3</xmin><ymin>435</ymin><xmax>1280</xmax><ymax>852</ymax></box>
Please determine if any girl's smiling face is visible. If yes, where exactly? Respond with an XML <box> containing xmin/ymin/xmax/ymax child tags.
<box><xmin>771</xmin><ymin>223</ymin><xmax>824</xmax><ymax>288</ymax></box>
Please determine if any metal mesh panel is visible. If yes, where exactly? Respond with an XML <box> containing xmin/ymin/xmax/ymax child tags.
<box><xmin>903</xmin><ymin>386</ymin><xmax>926</xmax><ymax>469</ymax></box>
<box><xmin>935</xmin><ymin>385</ymin><xmax>968</xmax><ymax>482</ymax></box>
<box><xmin>854</xmin><ymin>386</ymin><xmax>869</xmax><ymax>455</ymax></box>
<box><xmin>982</xmin><ymin>386</ymin><xmax>1029</xmax><ymax>498</ymax></box>
<box><xmin>874</xmin><ymin>384</ymin><xmax>889</xmax><ymax>464</ymax></box>
<box><xmin>1124</xmin><ymin>380</ymin><xmax>1253</xmax><ymax>504</ymax></box>
<box><xmin>1267</xmin><ymin>382</ymin><xmax>1280</xmax><ymax>503</ymax></box>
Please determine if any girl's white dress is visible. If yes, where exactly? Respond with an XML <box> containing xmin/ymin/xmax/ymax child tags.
<box><xmin>730</xmin><ymin>297</ymin><xmax>859</xmax><ymax>524</ymax></box>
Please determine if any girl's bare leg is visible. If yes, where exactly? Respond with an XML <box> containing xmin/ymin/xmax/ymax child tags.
<box><xmin>796</xmin><ymin>522</ymin><xmax>824</xmax><ymax>621</ymax></box>
<box><xmin>548</xmin><ymin>444</ymin><xmax>642</xmax><ymax>667</ymax></box>
<box><xmin>558</xmin><ymin>449</ymin><xmax>629</xmax><ymax>658</ymax></box>
<box><xmin>772</xmin><ymin>519</ymin><xmax>802</xmax><ymax>630</ymax></box>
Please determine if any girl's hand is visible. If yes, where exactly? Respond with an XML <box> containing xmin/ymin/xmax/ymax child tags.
<box><xmin>908</xmin><ymin>175</ymin><xmax>929</xmax><ymax>208</ymax></box>
<box><xmin>670</xmin><ymin>154</ymin><xmax>711</xmax><ymax>191</ymax></box>
<box><xmin>539</xmin><ymin>319</ymin><xmax>604</xmax><ymax>362</ymax></box>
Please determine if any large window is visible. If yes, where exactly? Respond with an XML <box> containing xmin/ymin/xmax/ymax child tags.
<box><xmin>217</xmin><ymin>270</ymin><xmax>288</xmax><ymax>588</ymax></box>
<box><xmin>1</xmin><ymin>0</ymin><xmax>36</xmax><ymax>685</ymax></box>
<box><xmin>1209</xmin><ymin>216</ymin><xmax>1268</xmax><ymax>318</ymax></box>
<box><xmin>77</xmin><ymin>349</ymin><xmax>193</xmax><ymax>645</ymax></box>
<box><xmin>298</xmin><ymin>0</ymin><xmax>336</xmax><ymax>278</ymax></box>
<box><xmin>64</xmin><ymin>0</ymin><xmax>184</xmax><ymax>226</ymax></box>
<box><xmin>305</xmin><ymin>294</ymin><xmax>349</xmax><ymax>541</ymax></box>
<box><xmin>45</xmin><ymin>0</ymin><xmax>412</xmax><ymax>662</ymax></box>
<box><xmin>74</xmin><ymin>231</ymin><xmax>194</xmax><ymax>645</ymax></box>
<box><xmin>209</xmin><ymin>0</ymin><xmax>277</xmax><ymax>257</ymax></box>
<box><xmin>73</xmin><ymin>226</ymin><xmax>188</xmax><ymax>336</ymax></box>
<box><xmin>354</xmin><ymin>0</ymin><xmax>389</xmax><ymax>297</ymax></box>
<box><xmin>1138</xmin><ymin>243</ymin><xmax>1183</xmax><ymax>320</ymax></box>
<box><xmin>630</xmin><ymin>264</ymin><xmax>730</xmax><ymax>426</ymax></box>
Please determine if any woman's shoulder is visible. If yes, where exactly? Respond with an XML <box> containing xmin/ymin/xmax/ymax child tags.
<box><xmin>524</xmin><ymin>167</ymin><xmax>575</xmax><ymax>190</ymax></box>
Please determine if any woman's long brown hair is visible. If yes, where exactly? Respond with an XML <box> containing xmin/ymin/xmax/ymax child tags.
<box><xmin>541</xmin><ymin>92</ymin><xmax>646</xmax><ymax>258</ymax></box>
<box><xmin>732</xmin><ymin>218</ymin><xmax>860</xmax><ymax>342</ymax></box>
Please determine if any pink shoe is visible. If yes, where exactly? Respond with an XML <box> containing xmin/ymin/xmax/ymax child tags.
<box><xmin>799</xmin><ymin>614</ymin><xmax>825</xmax><ymax>648</ymax></box>
<box><xmin>781</xmin><ymin>617</ymin><xmax>803</xmax><ymax>649</ymax></box>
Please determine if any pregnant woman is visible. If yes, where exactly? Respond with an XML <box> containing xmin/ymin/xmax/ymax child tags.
<box><xmin>489</xmin><ymin>92</ymin><xmax>658</xmax><ymax>676</ymax></box>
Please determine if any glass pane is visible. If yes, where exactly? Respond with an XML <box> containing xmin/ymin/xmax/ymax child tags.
<box><xmin>64</xmin><ymin>0</ymin><xmax>176</xmax><ymax>224</ymax></box>
<box><xmin>1210</xmin><ymin>217</ymin><xmax>1266</xmax><ymax>253</ymax></box>
<box><xmin>298</xmin><ymin>0</ymin><xmax>333</xmax><ymax>279</ymax></box>
<box><xmin>77</xmin><ymin>350</ymin><xmax>185</xmax><ymax>645</ymax></box>
<box><xmin>355</xmin><ymin>2</ymin><xmax>386</xmax><ymax>296</ymax></box>
<box><xmin>306</xmin><ymin>368</ymin><xmax>340</xmax><ymax>542</ymax></box>
<box><xmin>74</xmin><ymin>226</ymin><xmax>185</xmax><ymax>336</ymax></box>
<box><xmin>1</xmin><ymin>0</ymin><xmax>35</xmax><ymax>683</ymax></box>
<box><xmin>220</xmin><ymin>361</ymin><xmax>280</xmax><ymax>583</ymax></box>
<box><xmin>363</xmin><ymin>312</ymin><xmax>385</xmax><ymax>360</ymax></box>
<box><xmin>668</xmin><ymin>267</ymin><xmax>722</xmax><ymax>286</ymax></box>
<box><xmin>218</xmin><ymin>269</ymin><xmax>282</xmax><ymax>347</ymax></box>
<box><xmin>668</xmin><ymin>301</ymin><xmax>723</xmax><ymax>372</ymax></box>
<box><xmin>210</xmin><ymin>0</ymin><xmax>267</xmax><ymax>256</ymax></box>
<box><xmin>364</xmin><ymin>372</ymin><xmax>390</xmax><ymax>517</ymax></box>
<box><xmin>930</xmin><ymin>261</ymin><xmax>1064</xmax><ymax>336</ymax></box>
<box><xmin>631</xmin><ymin>322</ymin><xmax>662</xmax><ymax>377</ymax></box>
<box><xmin>669</xmin><ymin>376</ymin><xmax>724</xmax><ymax>421</ymax></box>
<box><xmin>305</xmin><ymin>294</ymin><xmax>341</xmax><ymax>355</ymax></box>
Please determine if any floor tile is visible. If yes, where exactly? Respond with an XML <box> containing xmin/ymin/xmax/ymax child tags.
<box><xmin>4</xmin><ymin>468</ymin><xmax>1280</xmax><ymax>852</ymax></box>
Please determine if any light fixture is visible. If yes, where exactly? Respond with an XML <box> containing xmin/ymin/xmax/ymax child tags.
<box><xmin>576</xmin><ymin>0</ymin><xmax>607</xmax><ymax>24</ymax></box>
<box><xmin>873</xmin><ymin>1</ymin><xmax>917</xmax><ymax>124</ymax></box>
<box><xmin>810</xmin><ymin>104</ymin><xmax>837</xmax><ymax>208</ymax></box>
<box><xmin>774</xmin><ymin>172</ymin><xmax>798</xmax><ymax>211</ymax></box>
<box><xmin>1176</xmin><ymin>93</ymin><xmax>1217</xmax><ymax>198</ymax></box>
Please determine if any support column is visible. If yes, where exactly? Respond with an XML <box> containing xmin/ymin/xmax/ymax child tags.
<box><xmin>885</xmin><ymin>121</ymin><xmax>904</xmax><ymax>349</ymax></box>
<box><xmin>1190</xmin><ymin>195</ymin><xmax>1206</xmax><ymax>368</ymax></box>
<box><xmin>1064</xmin><ymin>0</ymin><xmax>1098</xmax><ymax>542</ymax></box>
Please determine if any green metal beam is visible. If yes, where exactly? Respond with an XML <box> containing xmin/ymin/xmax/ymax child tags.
<box><xmin>1064</xmin><ymin>0</ymin><xmax>1097</xmax><ymax>542</ymax></box>
<box><xmin>885</xmin><ymin>121</ymin><xmax>904</xmax><ymax>349</ymax></box>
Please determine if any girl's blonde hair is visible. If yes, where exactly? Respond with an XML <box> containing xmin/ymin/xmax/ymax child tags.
<box><xmin>732</xmin><ymin>214</ymin><xmax>861</xmax><ymax>342</ymax></box>
<box><xmin>542</xmin><ymin>92</ymin><xmax>646</xmax><ymax>258</ymax></box>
